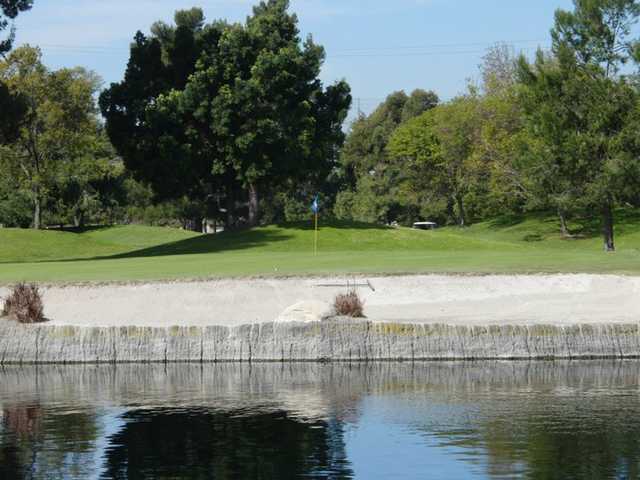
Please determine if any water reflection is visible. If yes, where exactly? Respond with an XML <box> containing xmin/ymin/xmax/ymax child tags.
<box><xmin>0</xmin><ymin>403</ymin><xmax>102</xmax><ymax>479</ymax></box>
<box><xmin>103</xmin><ymin>409</ymin><xmax>351</xmax><ymax>479</ymax></box>
<box><xmin>0</xmin><ymin>361</ymin><xmax>639</xmax><ymax>479</ymax></box>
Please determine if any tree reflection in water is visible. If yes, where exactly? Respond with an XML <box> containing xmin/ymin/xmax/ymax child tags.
<box><xmin>470</xmin><ymin>406</ymin><xmax>640</xmax><ymax>479</ymax></box>
<box><xmin>102</xmin><ymin>408</ymin><xmax>353</xmax><ymax>480</ymax></box>
<box><xmin>0</xmin><ymin>404</ymin><xmax>43</xmax><ymax>479</ymax></box>
<box><xmin>0</xmin><ymin>404</ymin><xmax>100</xmax><ymax>480</ymax></box>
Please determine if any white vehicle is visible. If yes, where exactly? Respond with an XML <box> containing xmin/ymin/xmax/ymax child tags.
<box><xmin>412</xmin><ymin>221</ymin><xmax>438</xmax><ymax>230</ymax></box>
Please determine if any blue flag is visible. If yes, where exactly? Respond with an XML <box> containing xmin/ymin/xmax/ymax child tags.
<box><xmin>311</xmin><ymin>195</ymin><xmax>320</xmax><ymax>214</ymax></box>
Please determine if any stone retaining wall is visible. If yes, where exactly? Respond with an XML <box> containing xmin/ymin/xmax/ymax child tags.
<box><xmin>1</xmin><ymin>319</ymin><xmax>639</xmax><ymax>363</ymax></box>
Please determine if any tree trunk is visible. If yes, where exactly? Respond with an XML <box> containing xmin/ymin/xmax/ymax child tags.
<box><xmin>446</xmin><ymin>198</ymin><xmax>455</xmax><ymax>225</ymax></box>
<box><xmin>602</xmin><ymin>201</ymin><xmax>615</xmax><ymax>252</ymax></box>
<box><xmin>248</xmin><ymin>183</ymin><xmax>259</xmax><ymax>227</ymax></box>
<box><xmin>32</xmin><ymin>187</ymin><xmax>41</xmax><ymax>230</ymax></box>
<box><xmin>73</xmin><ymin>211</ymin><xmax>85</xmax><ymax>229</ymax></box>
<box><xmin>455</xmin><ymin>194</ymin><xmax>466</xmax><ymax>227</ymax></box>
<box><xmin>225</xmin><ymin>194</ymin><xmax>235</xmax><ymax>231</ymax></box>
<box><xmin>558</xmin><ymin>208</ymin><xmax>569</xmax><ymax>237</ymax></box>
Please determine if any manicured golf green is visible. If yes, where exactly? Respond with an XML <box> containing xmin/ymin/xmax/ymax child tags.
<box><xmin>0</xmin><ymin>212</ymin><xmax>638</xmax><ymax>283</ymax></box>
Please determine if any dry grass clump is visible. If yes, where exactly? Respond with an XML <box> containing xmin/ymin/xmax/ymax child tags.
<box><xmin>333</xmin><ymin>289</ymin><xmax>365</xmax><ymax>318</ymax></box>
<box><xmin>2</xmin><ymin>283</ymin><xmax>45</xmax><ymax>323</ymax></box>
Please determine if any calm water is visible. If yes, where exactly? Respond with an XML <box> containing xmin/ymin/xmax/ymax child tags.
<box><xmin>1</xmin><ymin>361</ymin><xmax>640</xmax><ymax>479</ymax></box>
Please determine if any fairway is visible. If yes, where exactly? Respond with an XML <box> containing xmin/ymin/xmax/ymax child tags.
<box><xmin>0</xmin><ymin>213</ymin><xmax>639</xmax><ymax>283</ymax></box>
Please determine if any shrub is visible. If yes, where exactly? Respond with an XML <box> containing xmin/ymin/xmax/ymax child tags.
<box><xmin>333</xmin><ymin>289</ymin><xmax>365</xmax><ymax>318</ymax></box>
<box><xmin>2</xmin><ymin>283</ymin><xmax>45</xmax><ymax>323</ymax></box>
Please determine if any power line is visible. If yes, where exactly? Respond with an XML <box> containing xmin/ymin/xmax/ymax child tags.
<box><xmin>37</xmin><ymin>43</ymin><xmax>122</xmax><ymax>51</ymax></box>
<box><xmin>32</xmin><ymin>39</ymin><xmax>551</xmax><ymax>59</ymax></box>
<box><xmin>330</xmin><ymin>47</ymin><xmax>546</xmax><ymax>58</ymax></box>
<box><xmin>331</xmin><ymin>38</ymin><xmax>547</xmax><ymax>53</ymax></box>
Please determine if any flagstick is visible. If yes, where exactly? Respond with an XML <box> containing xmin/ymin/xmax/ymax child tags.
<box><xmin>314</xmin><ymin>212</ymin><xmax>318</xmax><ymax>256</ymax></box>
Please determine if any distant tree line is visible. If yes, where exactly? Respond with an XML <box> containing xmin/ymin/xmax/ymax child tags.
<box><xmin>336</xmin><ymin>0</ymin><xmax>640</xmax><ymax>251</ymax></box>
<box><xmin>1</xmin><ymin>0</ymin><xmax>351</xmax><ymax>231</ymax></box>
<box><xmin>1</xmin><ymin>0</ymin><xmax>640</xmax><ymax>252</ymax></box>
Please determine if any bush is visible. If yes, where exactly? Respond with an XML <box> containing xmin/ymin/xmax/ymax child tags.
<box><xmin>2</xmin><ymin>283</ymin><xmax>45</xmax><ymax>323</ymax></box>
<box><xmin>0</xmin><ymin>189</ymin><xmax>33</xmax><ymax>228</ymax></box>
<box><xmin>333</xmin><ymin>289</ymin><xmax>365</xmax><ymax>318</ymax></box>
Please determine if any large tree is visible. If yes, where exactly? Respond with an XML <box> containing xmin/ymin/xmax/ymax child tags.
<box><xmin>518</xmin><ymin>0</ymin><xmax>640</xmax><ymax>251</ymax></box>
<box><xmin>475</xmin><ymin>45</ymin><xmax>532</xmax><ymax>220</ymax></box>
<box><xmin>340</xmin><ymin>90</ymin><xmax>438</xmax><ymax>186</ymax></box>
<box><xmin>0</xmin><ymin>0</ymin><xmax>33</xmax><ymax>143</ymax></box>
<box><xmin>0</xmin><ymin>0</ymin><xmax>32</xmax><ymax>55</ymax></box>
<box><xmin>387</xmin><ymin>94</ymin><xmax>482</xmax><ymax>227</ymax></box>
<box><xmin>336</xmin><ymin>89</ymin><xmax>439</xmax><ymax>224</ymax></box>
<box><xmin>47</xmin><ymin>130</ymin><xmax>123</xmax><ymax>228</ymax></box>
<box><xmin>101</xmin><ymin>1</ymin><xmax>351</xmax><ymax>229</ymax></box>
<box><xmin>99</xmin><ymin>8</ymin><xmax>215</xmax><ymax>230</ymax></box>
<box><xmin>0</xmin><ymin>46</ymin><xmax>102</xmax><ymax>229</ymax></box>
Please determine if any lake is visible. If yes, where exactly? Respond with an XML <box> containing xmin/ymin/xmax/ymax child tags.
<box><xmin>1</xmin><ymin>361</ymin><xmax>639</xmax><ymax>479</ymax></box>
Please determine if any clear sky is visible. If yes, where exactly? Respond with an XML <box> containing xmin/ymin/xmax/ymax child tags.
<box><xmin>12</xmin><ymin>0</ymin><xmax>574</xmax><ymax>123</ymax></box>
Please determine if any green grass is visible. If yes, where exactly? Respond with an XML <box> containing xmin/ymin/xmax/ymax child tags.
<box><xmin>0</xmin><ymin>212</ymin><xmax>638</xmax><ymax>283</ymax></box>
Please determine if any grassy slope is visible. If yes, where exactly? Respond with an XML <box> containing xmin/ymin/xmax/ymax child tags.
<box><xmin>0</xmin><ymin>225</ymin><xmax>200</xmax><ymax>263</ymax></box>
<box><xmin>0</xmin><ymin>212</ymin><xmax>638</xmax><ymax>282</ymax></box>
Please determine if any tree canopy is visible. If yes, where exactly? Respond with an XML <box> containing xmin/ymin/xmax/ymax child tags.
<box><xmin>0</xmin><ymin>0</ymin><xmax>32</xmax><ymax>55</ymax></box>
<box><xmin>517</xmin><ymin>0</ymin><xmax>640</xmax><ymax>250</ymax></box>
<box><xmin>388</xmin><ymin>94</ymin><xmax>483</xmax><ymax>227</ymax></box>
<box><xmin>0</xmin><ymin>0</ymin><xmax>33</xmax><ymax>144</ymax></box>
<box><xmin>0</xmin><ymin>45</ymin><xmax>105</xmax><ymax>229</ymax></box>
<box><xmin>335</xmin><ymin>89</ymin><xmax>439</xmax><ymax>224</ymax></box>
<box><xmin>101</xmin><ymin>1</ymin><xmax>351</xmax><ymax>228</ymax></box>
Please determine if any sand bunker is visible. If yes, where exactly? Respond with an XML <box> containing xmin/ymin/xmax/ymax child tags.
<box><xmin>0</xmin><ymin>275</ymin><xmax>640</xmax><ymax>326</ymax></box>
<box><xmin>1</xmin><ymin>274</ymin><xmax>637</xmax><ymax>328</ymax></box>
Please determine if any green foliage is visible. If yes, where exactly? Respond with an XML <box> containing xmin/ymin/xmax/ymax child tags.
<box><xmin>0</xmin><ymin>2</ymin><xmax>32</xmax><ymax>147</ymax></box>
<box><xmin>338</xmin><ymin>89</ymin><xmax>439</xmax><ymax>224</ymax></box>
<box><xmin>47</xmin><ymin>132</ymin><xmax>125</xmax><ymax>227</ymax></box>
<box><xmin>0</xmin><ymin>0</ymin><xmax>32</xmax><ymax>55</ymax></box>
<box><xmin>388</xmin><ymin>94</ymin><xmax>483</xmax><ymax>226</ymax></box>
<box><xmin>0</xmin><ymin>81</ymin><xmax>26</xmax><ymax>144</ymax></box>
<box><xmin>0</xmin><ymin>185</ymin><xmax>31</xmax><ymax>227</ymax></box>
<box><xmin>101</xmin><ymin>1</ymin><xmax>351</xmax><ymax>228</ymax></box>
<box><xmin>334</xmin><ymin>188</ymin><xmax>385</xmax><ymax>224</ymax></box>
<box><xmin>552</xmin><ymin>0</ymin><xmax>640</xmax><ymax>74</ymax></box>
<box><xmin>347</xmin><ymin>0</ymin><xmax>640</xmax><ymax>249</ymax></box>
<box><xmin>517</xmin><ymin>0</ymin><xmax>640</xmax><ymax>250</ymax></box>
<box><xmin>341</xmin><ymin>90</ymin><xmax>437</xmax><ymax>184</ymax></box>
<box><xmin>0</xmin><ymin>46</ymin><xmax>104</xmax><ymax>229</ymax></box>
<box><xmin>400</xmin><ymin>89</ymin><xmax>439</xmax><ymax>123</ymax></box>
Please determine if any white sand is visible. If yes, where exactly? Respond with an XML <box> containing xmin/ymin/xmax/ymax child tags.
<box><xmin>1</xmin><ymin>274</ymin><xmax>638</xmax><ymax>327</ymax></box>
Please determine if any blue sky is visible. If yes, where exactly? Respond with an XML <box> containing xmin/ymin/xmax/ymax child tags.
<box><xmin>12</xmin><ymin>0</ymin><xmax>573</xmax><ymax>123</ymax></box>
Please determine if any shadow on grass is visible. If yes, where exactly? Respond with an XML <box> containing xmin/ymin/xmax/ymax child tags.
<box><xmin>54</xmin><ymin>221</ymin><xmax>392</xmax><ymax>262</ymax></box>
<box><xmin>45</xmin><ymin>225</ymin><xmax>115</xmax><ymax>234</ymax></box>
<box><xmin>485</xmin><ymin>214</ymin><xmax>528</xmax><ymax>229</ymax></box>
<box><xmin>276</xmin><ymin>219</ymin><xmax>394</xmax><ymax>231</ymax></box>
<box><xmin>571</xmin><ymin>209</ymin><xmax>640</xmax><ymax>237</ymax></box>
<box><xmin>485</xmin><ymin>211</ymin><xmax>561</xmax><ymax>230</ymax></box>
<box><xmin>0</xmin><ymin>228</ymin><xmax>292</xmax><ymax>265</ymax></box>
<box><xmin>89</xmin><ymin>228</ymin><xmax>294</xmax><ymax>260</ymax></box>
